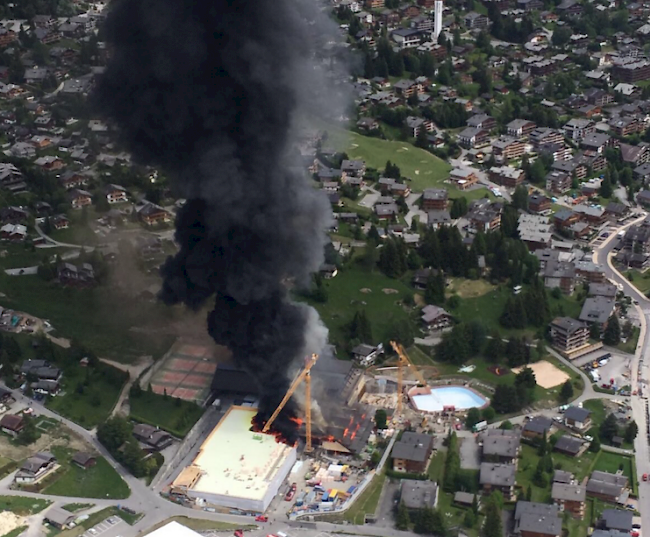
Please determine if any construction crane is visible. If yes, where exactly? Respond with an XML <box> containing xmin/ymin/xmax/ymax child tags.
<box><xmin>262</xmin><ymin>353</ymin><xmax>319</xmax><ymax>453</ymax></box>
<box><xmin>391</xmin><ymin>341</ymin><xmax>429</xmax><ymax>416</ymax></box>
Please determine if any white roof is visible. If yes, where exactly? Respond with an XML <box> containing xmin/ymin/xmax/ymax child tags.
<box><xmin>184</xmin><ymin>406</ymin><xmax>296</xmax><ymax>501</ymax></box>
<box><xmin>147</xmin><ymin>521</ymin><xmax>202</xmax><ymax>537</ymax></box>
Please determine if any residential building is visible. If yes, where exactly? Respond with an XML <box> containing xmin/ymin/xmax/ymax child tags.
<box><xmin>0</xmin><ymin>413</ymin><xmax>24</xmax><ymax>437</ymax></box>
<box><xmin>72</xmin><ymin>452</ymin><xmax>97</xmax><ymax>470</ymax></box>
<box><xmin>507</xmin><ymin>119</ymin><xmax>536</xmax><ymax>138</ymax></box>
<box><xmin>480</xmin><ymin>429</ymin><xmax>521</xmax><ymax>465</ymax></box>
<box><xmin>68</xmin><ymin>188</ymin><xmax>92</xmax><ymax>209</ymax></box>
<box><xmin>467</xmin><ymin>114</ymin><xmax>496</xmax><ymax>131</ymax></box>
<box><xmin>564</xmin><ymin>406</ymin><xmax>592</xmax><ymax>431</ymax></box>
<box><xmin>564</xmin><ymin>118</ymin><xmax>595</xmax><ymax>141</ymax></box>
<box><xmin>138</xmin><ymin>203</ymin><xmax>172</xmax><ymax>226</ymax></box>
<box><xmin>457</xmin><ymin>127</ymin><xmax>489</xmax><ymax>148</ymax></box>
<box><xmin>528</xmin><ymin>194</ymin><xmax>551</xmax><ymax>214</ymax></box>
<box><xmin>466</xmin><ymin>199</ymin><xmax>502</xmax><ymax>233</ymax></box>
<box><xmin>514</xmin><ymin>502</ymin><xmax>562</xmax><ymax>537</ymax></box>
<box><xmin>479</xmin><ymin>463</ymin><xmax>516</xmax><ymax>500</ymax></box>
<box><xmin>543</xmin><ymin>260</ymin><xmax>577</xmax><ymax>295</ymax></box>
<box><xmin>612</xmin><ymin>59</ymin><xmax>650</xmax><ymax>83</ymax></box>
<box><xmin>449</xmin><ymin>168</ymin><xmax>479</xmax><ymax>190</ymax></box>
<box><xmin>44</xmin><ymin>508</ymin><xmax>75</xmax><ymax>530</ymax></box>
<box><xmin>15</xmin><ymin>452</ymin><xmax>56</xmax><ymax>484</ymax></box>
<box><xmin>599</xmin><ymin>510</ymin><xmax>633</xmax><ymax>533</ymax></box>
<box><xmin>341</xmin><ymin>159</ymin><xmax>366</xmax><ymax>178</ymax></box>
<box><xmin>422</xmin><ymin>188</ymin><xmax>448</xmax><ymax>211</ymax></box>
<box><xmin>522</xmin><ymin>416</ymin><xmax>553</xmax><ymax>439</ymax></box>
<box><xmin>400</xmin><ymin>480</ymin><xmax>438</xmax><ymax>511</ymax></box>
<box><xmin>464</xmin><ymin>12</ymin><xmax>489</xmax><ymax>29</ymax></box>
<box><xmin>427</xmin><ymin>210</ymin><xmax>451</xmax><ymax>229</ymax></box>
<box><xmin>392</xmin><ymin>432</ymin><xmax>434</xmax><ymax>474</ymax></box>
<box><xmin>549</xmin><ymin>317</ymin><xmax>589</xmax><ymax>353</ymax></box>
<box><xmin>552</xmin><ymin>482</ymin><xmax>586</xmax><ymax>519</ymax></box>
<box><xmin>489</xmin><ymin>166</ymin><xmax>525</xmax><ymax>188</ymax></box>
<box><xmin>546</xmin><ymin>171</ymin><xmax>572</xmax><ymax>194</ymax></box>
<box><xmin>105</xmin><ymin>184</ymin><xmax>127</xmax><ymax>204</ymax></box>
<box><xmin>578</xmin><ymin>296</ymin><xmax>616</xmax><ymax>326</ymax></box>
<box><xmin>133</xmin><ymin>423</ymin><xmax>174</xmax><ymax>452</ymax></box>
<box><xmin>351</xmin><ymin>344</ymin><xmax>383</xmax><ymax>366</ymax></box>
<box><xmin>420</xmin><ymin>305</ymin><xmax>453</xmax><ymax>331</ymax></box>
<box><xmin>586</xmin><ymin>470</ymin><xmax>628</xmax><ymax>503</ymax></box>
<box><xmin>553</xmin><ymin>435</ymin><xmax>586</xmax><ymax>457</ymax></box>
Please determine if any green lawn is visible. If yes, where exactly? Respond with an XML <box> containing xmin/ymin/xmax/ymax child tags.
<box><xmin>327</xmin><ymin>129</ymin><xmax>452</xmax><ymax>192</ymax></box>
<box><xmin>0</xmin><ymin>496</ymin><xmax>51</xmax><ymax>515</ymax></box>
<box><xmin>406</xmin><ymin>345</ymin><xmax>435</xmax><ymax>366</ymax></box>
<box><xmin>0</xmin><ymin>244</ymin><xmax>67</xmax><ymax>270</ymax></box>
<box><xmin>0</xmin><ymin>273</ymin><xmax>176</xmax><ymax>362</ymax></box>
<box><xmin>344</xmin><ymin>472</ymin><xmax>386</xmax><ymax>524</ymax></box>
<box><xmin>455</xmin><ymin>285</ymin><xmax>583</xmax><ymax>336</ymax></box>
<box><xmin>62</xmin><ymin>503</ymin><xmax>94</xmax><ymax>513</ymax></box>
<box><xmin>46</xmin><ymin>362</ymin><xmax>128</xmax><ymax>428</ymax></box>
<box><xmin>4</xmin><ymin>527</ymin><xmax>28</xmax><ymax>537</ymax></box>
<box><xmin>583</xmin><ymin>399</ymin><xmax>606</xmax><ymax>427</ymax></box>
<box><xmin>427</xmin><ymin>449</ymin><xmax>446</xmax><ymax>481</ymax></box>
<box><xmin>593</xmin><ymin>451</ymin><xmax>635</xmax><ymax>484</ymax></box>
<box><xmin>624</xmin><ymin>269</ymin><xmax>650</xmax><ymax>294</ymax></box>
<box><xmin>618</xmin><ymin>326</ymin><xmax>640</xmax><ymax>355</ymax></box>
<box><xmin>43</xmin><ymin>448</ymin><xmax>129</xmax><ymax>499</ymax></box>
<box><xmin>130</xmin><ymin>391</ymin><xmax>204</xmax><ymax>437</ymax></box>
<box><xmin>303</xmin><ymin>267</ymin><xmax>417</xmax><ymax>350</ymax></box>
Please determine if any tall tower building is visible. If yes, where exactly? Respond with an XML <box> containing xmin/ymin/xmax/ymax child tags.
<box><xmin>433</xmin><ymin>0</ymin><xmax>443</xmax><ymax>41</ymax></box>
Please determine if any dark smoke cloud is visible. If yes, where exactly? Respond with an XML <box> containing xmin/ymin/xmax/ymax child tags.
<box><xmin>93</xmin><ymin>0</ymin><xmax>350</xmax><ymax>443</ymax></box>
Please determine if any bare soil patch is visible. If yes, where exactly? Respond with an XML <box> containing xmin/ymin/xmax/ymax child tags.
<box><xmin>382</xmin><ymin>288</ymin><xmax>399</xmax><ymax>294</ymax></box>
<box><xmin>512</xmin><ymin>360</ymin><xmax>569</xmax><ymax>389</ymax></box>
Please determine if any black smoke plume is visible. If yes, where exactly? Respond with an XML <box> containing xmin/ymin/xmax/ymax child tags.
<box><xmin>93</xmin><ymin>0</ymin><xmax>349</xmax><ymax>443</ymax></box>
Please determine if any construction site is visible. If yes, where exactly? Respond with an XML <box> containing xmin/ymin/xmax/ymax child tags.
<box><xmin>167</xmin><ymin>342</ymin><xmax>485</xmax><ymax>515</ymax></box>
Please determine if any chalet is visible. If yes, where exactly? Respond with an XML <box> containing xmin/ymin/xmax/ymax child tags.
<box><xmin>400</xmin><ymin>480</ymin><xmax>438</xmax><ymax>512</ymax></box>
<box><xmin>422</xmin><ymin>189</ymin><xmax>448</xmax><ymax>211</ymax></box>
<box><xmin>492</xmin><ymin>137</ymin><xmax>526</xmax><ymax>162</ymax></box>
<box><xmin>406</xmin><ymin>116</ymin><xmax>434</xmax><ymax>137</ymax></box>
<box><xmin>105</xmin><ymin>184</ymin><xmax>128</xmax><ymax>203</ymax></box>
<box><xmin>579</xmin><ymin>296</ymin><xmax>616</xmax><ymax>327</ymax></box>
<box><xmin>605</xmin><ymin>202</ymin><xmax>628</xmax><ymax>221</ymax></box>
<box><xmin>68</xmin><ymin>189</ymin><xmax>92</xmax><ymax>209</ymax></box>
<box><xmin>480</xmin><ymin>429</ymin><xmax>521</xmax><ymax>465</ymax></box>
<box><xmin>553</xmin><ymin>435</ymin><xmax>586</xmax><ymax>457</ymax></box>
<box><xmin>392</xmin><ymin>432</ymin><xmax>434</xmax><ymax>474</ymax></box>
<box><xmin>480</xmin><ymin>463</ymin><xmax>516</xmax><ymax>500</ymax></box>
<box><xmin>546</xmin><ymin>171</ymin><xmax>571</xmax><ymax>195</ymax></box>
<box><xmin>57</xmin><ymin>262</ymin><xmax>95</xmax><ymax>288</ymax></box>
<box><xmin>412</xmin><ymin>268</ymin><xmax>438</xmax><ymax>290</ymax></box>
<box><xmin>552</xmin><ymin>482</ymin><xmax>586</xmax><ymax>519</ymax></box>
<box><xmin>467</xmin><ymin>114</ymin><xmax>496</xmax><ymax>131</ymax></box>
<box><xmin>522</xmin><ymin>416</ymin><xmax>553</xmax><ymax>439</ymax></box>
<box><xmin>0</xmin><ymin>206</ymin><xmax>29</xmax><ymax>223</ymax></box>
<box><xmin>467</xmin><ymin>200</ymin><xmax>502</xmax><ymax>233</ymax></box>
<box><xmin>586</xmin><ymin>471</ymin><xmax>629</xmax><ymax>503</ymax></box>
<box><xmin>356</xmin><ymin>117</ymin><xmax>379</xmax><ymax>132</ymax></box>
<box><xmin>341</xmin><ymin>159</ymin><xmax>366</xmax><ymax>178</ymax></box>
<box><xmin>393</xmin><ymin>78</ymin><xmax>422</xmax><ymax>98</ymax></box>
<box><xmin>449</xmin><ymin>168</ymin><xmax>479</xmax><ymax>190</ymax></box>
<box><xmin>34</xmin><ymin>156</ymin><xmax>64</xmax><ymax>171</ymax></box>
<box><xmin>138</xmin><ymin>203</ymin><xmax>172</xmax><ymax>226</ymax></box>
<box><xmin>420</xmin><ymin>305</ymin><xmax>453</xmax><ymax>331</ymax></box>
<box><xmin>489</xmin><ymin>166</ymin><xmax>525</xmax><ymax>188</ymax></box>
<box><xmin>51</xmin><ymin>214</ymin><xmax>69</xmax><ymax>230</ymax></box>
<box><xmin>507</xmin><ymin>119</ymin><xmax>536</xmax><ymax>138</ymax></box>
<box><xmin>351</xmin><ymin>344</ymin><xmax>383</xmax><ymax>366</ymax></box>
<box><xmin>133</xmin><ymin>423</ymin><xmax>174</xmax><ymax>451</ymax></box>
<box><xmin>514</xmin><ymin>502</ymin><xmax>562</xmax><ymax>537</ymax></box>
<box><xmin>59</xmin><ymin>172</ymin><xmax>88</xmax><ymax>190</ymax></box>
<box><xmin>0</xmin><ymin>223</ymin><xmax>27</xmax><ymax>242</ymax></box>
<box><xmin>15</xmin><ymin>452</ymin><xmax>56</xmax><ymax>484</ymax></box>
<box><xmin>71</xmin><ymin>452</ymin><xmax>97</xmax><ymax>470</ymax></box>
<box><xmin>564</xmin><ymin>119</ymin><xmax>595</xmax><ymax>141</ymax></box>
<box><xmin>564</xmin><ymin>406</ymin><xmax>592</xmax><ymax>431</ymax></box>
<box><xmin>457</xmin><ymin>127</ymin><xmax>489</xmax><ymax>148</ymax></box>
<box><xmin>0</xmin><ymin>414</ymin><xmax>24</xmax><ymax>437</ymax></box>
<box><xmin>464</xmin><ymin>12</ymin><xmax>489</xmax><ymax>29</ymax></box>
<box><xmin>529</xmin><ymin>194</ymin><xmax>551</xmax><ymax>214</ymax></box>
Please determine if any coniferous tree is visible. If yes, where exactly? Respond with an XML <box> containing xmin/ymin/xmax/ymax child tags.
<box><xmin>559</xmin><ymin>379</ymin><xmax>574</xmax><ymax>403</ymax></box>
<box><xmin>396</xmin><ymin>501</ymin><xmax>410</xmax><ymax>530</ymax></box>
<box><xmin>603</xmin><ymin>315</ymin><xmax>621</xmax><ymax>346</ymax></box>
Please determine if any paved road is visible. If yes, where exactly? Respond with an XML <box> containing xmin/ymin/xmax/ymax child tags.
<box><xmin>592</xmin><ymin>216</ymin><xmax>650</xmax><ymax>533</ymax></box>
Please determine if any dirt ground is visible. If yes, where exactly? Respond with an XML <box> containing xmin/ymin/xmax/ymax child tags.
<box><xmin>512</xmin><ymin>360</ymin><xmax>569</xmax><ymax>389</ymax></box>
<box><xmin>447</xmin><ymin>278</ymin><xmax>496</xmax><ymax>299</ymax></box>
<box><xmin>0</xmin><ymin>420</ymin><xmax>91</xmax><ymax>461</ymax></box>
<box><xmin>0</xmin><ymin>512</ymin><xmax>26</xmax><ymax>534</ymax></box>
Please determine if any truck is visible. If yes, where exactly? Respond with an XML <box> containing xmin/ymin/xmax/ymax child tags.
<box><xmin>472</xmin><ymin>421</ymin><xmax>488</xmax><ymax>433</ymax></box>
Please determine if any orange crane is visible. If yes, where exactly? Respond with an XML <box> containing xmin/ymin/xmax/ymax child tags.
<box><xmin>262</xmin><ymin>353</ymin><xmax>319</xmax><ymax>453</ymax></box>
<box><xmin>390</xmin><ymin>341</ymin><xmax>428</xmax><ymax>416</ymax></box>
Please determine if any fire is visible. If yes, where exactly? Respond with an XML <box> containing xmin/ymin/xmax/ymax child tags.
<box><xmin>291</xmin><ymin>417</ymin><xmax>304</xmax><ymax>426</ymax></box>
<box><xmin>343</xmin><ymin>415</ymin><xmax>354</xmax><ymax>438</ymax></box>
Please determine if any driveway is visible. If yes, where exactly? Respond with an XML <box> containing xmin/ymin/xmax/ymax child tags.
<box><xmin>457</xmin><ymin>432</ymin><xmax>480</xmax><ymax>470</ymax></box>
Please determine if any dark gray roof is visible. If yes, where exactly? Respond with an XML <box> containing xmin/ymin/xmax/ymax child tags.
<box><xmin>482</xmin><ymin>434</ymin><xmax>521</xmax><ymax>458</ymax></box>
<box><xmin>564</xmin><ymin>406</ymin><xmax>592</xmax><ymax>423</ymax></box>
<box><xmin>579</xmin><ymin>296</ymin><xmax>616</xmax><ymax>324</ymax></box>
<box><xmin>515</xmin><ymin>502</ymin><xmax>561</xmax><ymax>537</ymax></box>
<box><xmin>454</xmin><ymin>491</ymin><xmax>478</xmax><ymax>505</ymax></box>
<box><xmin>45</xmin><ymin>507</ymin><xmax>74</xmax><ymax>526</ymax></box>
<box><xmin>400</xmin><ymin>479</ymin><xmax>438</xmax><ymax>510</ymax></box>
<box><xmin>554</xmin><ymin>435</ymin><xmax>584</xmax><ymax>455</ymax></box>
<box><xmin>553</xmin><ymin>469</ymin><xmax>574</xmax><ymax>483</ymax></box>
<box><xmin>523</xmin><ymin>416</ymin><xmax>553</xmax><ymax>434</ymax></box>
<box><xmin>591</xmin><ymin>470</ymin><xmax>629</xmax><ymax>487</ymax></box>
<box><xmin>601</xmin><ymin>509</ymin><xmax>633</xmax><ymax>532</ymax></box>
<box><xmin>586</xmin><ymin>479</ymin><xmax>624</xmax><ymax>498</ymax></box>
<box><xmin>552</xmin><ymin>482</ymin><xmax>586</xmax><ymax>501</ymax></box>
<box><xmin>550</xmin><ymin>317</ymin><xmax>586</xmax><ymax>336</ymax></box>
<box><xmin>592</xmin><ymin>530</ymin><xmax>632</xmax><ymax>537</ymax></box>
<box><xmin>392</xmin><ymin>432</ymin><xmax>434</xmax><ymax>462</ymax></box>
<box><xmin>479</xmin><ymin>463</ymin><xmax>516</xmax><ymax>486</ymax></box>
<box><xmin>589</xmin><ymin>283</ymin><xmax>618</xmax><ymax>298</ymax></box>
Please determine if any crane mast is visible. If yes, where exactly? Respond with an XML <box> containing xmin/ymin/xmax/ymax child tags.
<box><xmin>390</xmin><ymin>341</ymin><xmax>428</xmax><ymax>417</ymax></box>
<box><xmin>262</xmin><ymin>353</ymin><xmax>319</xmax><ymax>453</ymax></box>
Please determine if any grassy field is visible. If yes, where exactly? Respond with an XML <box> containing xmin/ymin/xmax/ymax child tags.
<box><xmin>0</xmin><ymin>496</ymin><xmax>51</xmax><ymax>515</ymax></box>
<box><xmin>130</xmin><ymin>391</ymin><xmax>204</xmax><ymax>437</ymax></box>
<box><xmin>46</xmin><ymin>362</ymin><xmax>128</xmax><ymax>428</ymax></box>
<box><xmin>62</xmin><ymin>503</ymin><xmax>94</xmax><ymax>512</ymax></box>
<box><xmin>455</xmin><ymin>284</ymin><xmax>583</xmax><ymax>336</ymax></box>
<box><xmin>447</xmin><ymin>278</ymin><xmax>497</xmax><ymax>299</ymax></box>
<box><xmin>43</xmin><ymin>448</ymin><xmax>129</xmax><ymax>499</ymax></box>
<box><xmin>327</xmin><ymin>129</ymin><xmax>452</xmax><ymax>192</ymax></box>
<box><xmin>142</xmin><ymin>517</ymin><xmax>253</xmax><ymax>535</ymax></box>
<box><xmin>406</xmin><ymin>345</ymin><xmax>434</xmax><ymax>366</ymax></box>
<box><xmin>4</xmin><ymin>527</ymin><xmax>28</xmax><ymax>537</ymax></box>
<box><xmin>626</xmin><ymin>269</ymin><xmax>650</xmax><ymax>294</ymax></box>
<box><xmin>583</xmin><ymin>399</ymin><xmax>606</xmax><ymax>426</ymax></box>
<box><xmin>0</xmin><ymin>244</ymin><xmax>67</xmax><ymax>270</ymax></box>
<box><xmin>304</xmin><ymin>267</ymin><xmax>416</xmax><ymax>349</ymax></box>
<box><xmin>0</xmin><ymin>272</ymin><xmax>176</xmax><ymax>362</ymax></box>
<box><xmin>344</xmin><ymin>472</ymin><xmax>386</xmax><ymax>524</ymax></box>
<box><xmin>427</xmin><ymin>449</ymin><xmax>446</xmax><ymax>481</ymax></box>
<box><xmin>593</xmin><ymin>451</ymin><xmax>635</xmax><ymax>484</ymax></box>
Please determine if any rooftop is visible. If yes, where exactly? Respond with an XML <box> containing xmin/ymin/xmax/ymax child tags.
<box><xmin>178</xmin><ymin>406</ymin><xmax>296</xmax><ymax>502</ymax></box>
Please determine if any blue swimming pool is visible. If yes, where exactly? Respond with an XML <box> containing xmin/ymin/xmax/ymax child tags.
<box><xmin>410</xmin><ymin>386</ymin><xmax>488</xmax><ymax>412</ymax></box>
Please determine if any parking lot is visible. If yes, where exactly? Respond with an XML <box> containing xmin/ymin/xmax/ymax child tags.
<box><xmin>81</xmin><ymin>516</ymin><xmax>123</xmax><ymax>537</ymax></box>
<box><xmin>573</xmin><ymin>351</ymin><xmax>632</xmax><ymax>390</ymax></box>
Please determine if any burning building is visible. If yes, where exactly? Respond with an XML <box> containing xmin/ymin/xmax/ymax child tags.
<box><xmin>171</xmin><ymin>406</ymin><xmax>296</xmax><ymax>513</ymax></box>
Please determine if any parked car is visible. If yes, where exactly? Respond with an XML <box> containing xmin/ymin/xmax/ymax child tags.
<box><xmin>255</xmin><ymin>516</ymin><xmax>268</xmax><ymax>522</ymax></box>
